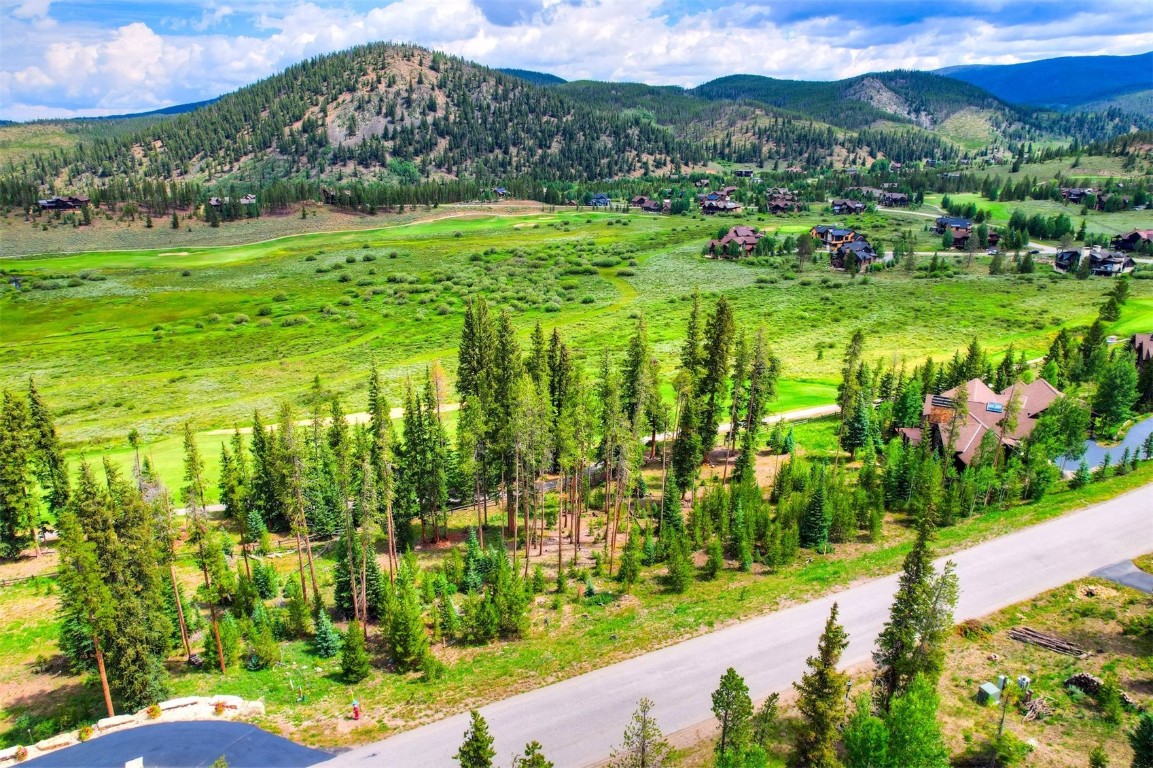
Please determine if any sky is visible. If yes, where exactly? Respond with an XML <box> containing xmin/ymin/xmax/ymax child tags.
<box><xmin>2</xmin><ymin>0</ymin><xmax>1151</xmax><ymax>121</ymax></box>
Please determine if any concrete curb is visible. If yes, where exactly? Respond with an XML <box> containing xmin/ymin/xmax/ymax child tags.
<box><xmin>0</xmin><ymin>697</ymin><xmax>265</xmax><ymax>766</ymax></box>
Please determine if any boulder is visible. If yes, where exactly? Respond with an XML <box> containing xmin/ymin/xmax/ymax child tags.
<box><xmin>160</xmin><ymin>697</ymin><xmax>203</xmax><ymax>711</ymax></box>
<box><xmin>97</xmin><ymin>714</ymin><xmax>137</xmax><ymax>732</ymax></box>
<box><xmin>209</xmin><ymin>694</ymin><xmax>244</xmax><ymax>710</ymax></box>
<box><xmin>35</xmin><ymin>732</ymin><xmax>78</xmax><ymax>752</ymax></box>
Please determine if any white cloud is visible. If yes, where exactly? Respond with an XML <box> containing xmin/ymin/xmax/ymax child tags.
<box><xmin>2</xmin><ymin>0</ymin><xmax>1150</xmax><ymax>120</ymax></box>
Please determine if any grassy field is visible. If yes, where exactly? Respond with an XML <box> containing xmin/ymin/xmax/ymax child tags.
<box><xmin>3</xmin><ymin>206</ymin><xmax>1151</xmax><ymax>494</ymax></box>
<box><xmin>925</xmin><ymin>192</ymin><xmax>1153</xmax><ymax>238</ymax></box>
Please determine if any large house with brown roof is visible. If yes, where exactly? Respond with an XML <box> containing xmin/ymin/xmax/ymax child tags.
<box><xmin>708</xmin><ymin>226</ymin><xmax>762</xmax><ymax>257</ymax></box>
<box><xmin>901</xmin><ymin>378</ymin><xmax>1062</xmax><ymax>467</ymax></box>
<box><xmin>1112</xmin><ymin>229</ymin><xmax>1153</xmax><ymax>252</ymax></box>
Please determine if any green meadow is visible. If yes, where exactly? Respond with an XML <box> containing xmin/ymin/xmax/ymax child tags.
<box><xmin>3</xmin><ymin>208</ymin><xmax>1151</xmax><ymax>495</ymax></box>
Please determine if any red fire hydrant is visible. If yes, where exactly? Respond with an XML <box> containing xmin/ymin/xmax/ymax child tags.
<box><xmin>352</xmin><ymin>700</ymin><xmax>360</xmax><ymax>721</ymax></box>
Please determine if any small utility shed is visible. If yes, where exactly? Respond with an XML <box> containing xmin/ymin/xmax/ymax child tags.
<box><xmin>977</xmin><ymin>682</ymin><xmax>1002</xmax><ymax>705</ymax></box>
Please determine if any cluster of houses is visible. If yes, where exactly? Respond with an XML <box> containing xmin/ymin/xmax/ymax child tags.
<box><xmin>900</xmin><ymin>378</ymin><xmax>1062</xmax><ymax>468</ymax></box>
<box><xmin>37</xmin><ymin>195</ymin><xmax>90</xmax><ymax>211</ymax></box>
<box><xmin>809</xmin><ymin>224</ymin><xmax>884</xmax><ymax>271</ymax></box>
<box><xmin>698</xmin><ymin>187</ymin><xmax>742</xmax><ymax>214</ymax></box>
<box><xmin>707</xmin><ymin>225</ymin><xmax>763</xmax><ymax>257</ymax></box>
<box><xmin>1060</xmin><ymin>187</ymin><xmax>1134</xmax><ymax>210</ymax></box>
<box><xmin>1112</xmin><ymin>228</ymin><xmax>1153</xmax><ymax>252</ymax></box>
<box><xmin>1054</xmin><ymin>246</ymin><xmax>1137</xmax><ymax>276</ymax></box>
<box><xmin>765</xmin><ymin>188</ymin><xmax>801</xmax><ymax>215</ymax></box>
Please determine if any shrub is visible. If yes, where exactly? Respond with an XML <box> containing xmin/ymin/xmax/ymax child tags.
<box><xmin>581</xmin><ymin>296</ymin><xmax>595</xmax><ymax>304</ymax></box>
<box><xmin>338</xmin><ymin>274</ymin><xmax>351</xmax><ymax>283</ymax></box>
<box><xmin>345</xmin><ymin>255</ymin><xmax>356</xmax><ymax>263</ymax></box>
<box><xmin>181</xmin><ymin>270</ymin><xmax>192</xmax><ymax>277</ymax></box>
<box><xmin>361</xmin><ymin>253</ymin><xmax>376</xmax><ymax>261</ymax></box>
<box><xmin>616</xmin><ymin>268</ymin><xmax>636</xmax><ymax>277</ymax></box>
<box><xmin>281</xmin><ymin>315</ymin><xmax>308</xmax><ymax>327</ymax></box>
<box><xmin>206</xmin><ymin>313</ymin><xmax>221</xmax><ymax>323</ymax></box>
<box><xmin>78</xmin><ymin>725</ymin><xmax>94</xmax><ymax>741</ymax></box>
<box><xmin>257</xmin><ymin>318</ymin><xmax>271</xmax><ymax>327</ymax></box>
<box><xmin>214</xmin><ymin>701</ymin><xmax>226</xmax><ymax>716</ymax></box>
<box><xmin>232</xmin><ymin>314</ymin><xmax>249</xmax><ymax>325</ymax></box>
<box><xmin>257</xmin><ymin>306</ymin><xmax>272</xmax><ymax>316</ymax></box>
<box><xmin>146</xmin><ymin>704</ymin><xmax>162</xmax><ymax>719</ymax></box>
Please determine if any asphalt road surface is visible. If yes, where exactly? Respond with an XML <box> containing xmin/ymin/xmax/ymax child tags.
<box><xmin>24</xmin><ymin>722</ymin><xmax>330</xmax><ymax>768</ymax></box>
<box><xmin>327</xmin><ymin>481</ymin><xmax>1153</xmax><ymax>768</ymax></box>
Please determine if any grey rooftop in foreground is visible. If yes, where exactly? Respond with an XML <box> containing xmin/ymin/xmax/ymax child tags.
<box><xmin>326</xmin><ymin>482</ymin><xmax>1153</xmax><ymax>768</ymax></box>
<box><xmin>22</xmin><ymin>721</ymin><xmax>331</xmax><ymax>768</ymax></box>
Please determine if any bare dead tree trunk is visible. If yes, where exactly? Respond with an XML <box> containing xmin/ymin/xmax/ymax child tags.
<box><xmin>385</xmin><ymin>497</ymin><xmax>397</xmax><ymax>582</ymax></box>
<box><xmin>170</xmin><ymin>564</ymin><xmax>191</xmax><ymax>659</ymax></box>
<box><xmin>294</xmin><ymin>531</ymin><xmax>308</xmax><ymax>604</ymax></box>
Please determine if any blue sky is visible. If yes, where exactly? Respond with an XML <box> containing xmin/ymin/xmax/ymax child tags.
<box><xmin>2</xmin><ymin>0</ymin><xmax>1150</xmax><ymax>120</ymax></box>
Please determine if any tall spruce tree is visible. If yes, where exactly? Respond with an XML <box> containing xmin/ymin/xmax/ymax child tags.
<box><xmin>387</xmin><ymin>559</ymin><xmax>429</xmax><ymax>671</ymax></box>
<box><xmin>872</xmin><ymin>517</ymin><xmax>959</xmax><ymax>712</ymax></box>
<box><xmin>790</xmin><ymin>603</ymin><xmax>850</xmax><ymax>768</ymax></box>
<box><xmin>0</xmin><ymin>391</ymin><xmax>35</xmax><ymax>558</ymax></box>
<box><xmin>27</xmin><ymin>379</ymin><xmax>69</xmax><ymax>523</ymax></box>
<box><xmin>698</xmin><ymin>296</ymin><xmax>736</xmax><ymax>454</ymax></box>
<box><xmin>712</xmin><ymin>667</ymin><xmax>753</xmax><ymax>759</ymax></box>
<box><xmin>341</xmin><ymin>618</ymin><xmax>371</xmax><ymax>683</ymax></box>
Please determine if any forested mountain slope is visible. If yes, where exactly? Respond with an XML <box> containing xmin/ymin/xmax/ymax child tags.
<box><xmin>939</xmin><ymin>52</ymin><xmax>1153</xmax><ymax>114</ymax></box>
<box><xmin>1</xmin><ymin>44</ymin><xmax>1148</xmax><ymax>201</ymax></box>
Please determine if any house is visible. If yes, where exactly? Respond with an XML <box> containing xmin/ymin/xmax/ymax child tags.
<box><xmin>37</xmin><ymin>195</ymin><xmax>89</xmax><ymax>211</ymax></box>
<box><xmin>640</xmin><ymin>199</ymin><xmax>665</xmax><ymax>214</ymax></box>
<box><xmin>830</xmin><ymin>199</ymin><xmax>865</xmax><ymax>215</ymax></box>
<box><xmin>1111</xmin><ymin>229</ymin><xmax>1153</xmax><ymax>252</ymax></box>
<box><xmin>630</xmin><ymin>195</ymin><xmax>651</xmax><ymax>207</ymax></box>
<box><xmin>934</xmin><ymin>216</ymin><xmax>972</xmax><ymax>248</ymax></box>
<box><xmin>589</xmin><ymin>193</ymin><xmax>611</xmax><ymax>207</ymax></box>
<box><xmin>721</xmin><ymin>186</ymin><xmax>739</xmax><ymax>197</ymax></box>
<box><xmin>1060</xmin><ymin>187</ymin><xmax>1096</xmax><ymax>204</ymax></box>
<box><xmin>905</xmin><ymin>378</ymin><xmax>1063</xmax><ymax>467</ymax></box>
<box><xmin>701</xmin><ymin>200</ymin><xmax>742</xmax><ymax>215</ymax></box>
<box><xmin>1054</xmin><ymin>249</ymin><xmax>1081</xmax><ymax>273</ymax></box>
<box><xmin>766</xmin><ymin>189</ymin><xmax>801</xmax><ymax>214</ymax></box>
<box><xmin>1132</xmin><ymin>332</ymin><xmax>1153</xmax><ymax>369</ymax></box>
<box><xmin>810</xmin><ymin>225</ymin><xmax>834</xmax><ymax>243</ymax></box>
<box><xmin>878</xmin><ymin>191</ymin><xmax>909</xmax><ymax>207</ymax></box>
<box><xmin>493</xmin><ymin>187</ymin><xmax>508</xmax><ymax>197</ymax></box>
<box><xmin>1096</xmin><ymin>193</ymin><xmax>1131</xmax><ymax>211</ymax></box>
<box><xmin>734</xmin><ymin>169</ymin><xmax>755</xmax><ymax>178</ymax></box>
<box><xmin>1088</xmin><ymin>247</ymin><xmax>1135</xmax><ymax>276</ymax></box>
<box><xmin>831</xmin><ymin>239</ymin><xmax>879</xmax><ymax>271</ymax></box>
<box><xmin>240</xmin><ymin>194</ymin><xmax>257</xmax><ymax>206</ymax></box>
<box><xmin>708</xmin><ymin>225</ymin><xmax>762</xmax><ymax>257</ymax></box>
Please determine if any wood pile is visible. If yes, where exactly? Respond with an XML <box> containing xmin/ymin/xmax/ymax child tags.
<box><xmin>1007</xmin><ymin>626</ymin><xmax>1088</xmax><ymax>657</ymax></box>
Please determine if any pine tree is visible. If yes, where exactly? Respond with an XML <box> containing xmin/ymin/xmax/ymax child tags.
<box><xmin>608</xmin><ymin>698</ymin><xmax>672</xmax><ymax>768</ymax></box>
<box><xmin>27</xmin><ymin>379</ymin><xmax>69</xmax><ymax>523</ymax></box>
<box><xmin>284</xmin><ymin>577</ymin><xmax>313</xmax><ymax>638</ymax></box>
<box><xmin>800</xmin><ymin>469</ymin><xmax>830</xmax><ymax>551</ymax></box>
<box><xmin>712</xmin><ymin>667</ymin><xmax>753</xmax><ymax>759</ymax></box>
<box><xmin>55</xmin><ymin>473</ymin><xmax>115</xmax><ymax>716</ymax></box>
<box><xmin>0</xmin><ymin>391</ymin><xmax>36</xmax><ymax>558</ymax></box>
<box><xmin>340</xmin><ymin>619</ymin><xmax>371</xmax><ymax>682</ymax></box>
<box><xmin>790</xmin><ymin>603</ymin><xmax>850</xmax><ymax>768</ymax></box>
<box><xmin>618</xmin><ymin>531</ymin><xmax>642</xmax><ymax>592</ymax></box>
<box><xmin>751</xmin><ymin>692</ymin><xmax>779</xmax><ymax>749</ymax></box>
<box><xmin>664</xmin><ymin>531</ymin><xmax>693</xmax><ymax>593</ymax></box>
<box><xmin>1093</xmin><ymin>349</ymin><xmax>1138</xmax><ymax>434</ymax></box>
<box><xmin>704</xmin><ymin>535</ymin><xmax>724</xmax><ymax>580</ymax></box>
<box><xmin>885</xmin><ymin>674</ymin><xmax>948</xmax><ymax>768</ymax></box>
<box><xmin>842</xmin><ymin>695</ymin><xmax>887</xmax><ymax>768</ymax></box>
<box><xmin>313</xmin><ymin>606</ymin><xmax>341</xmax><ymax>658</ymax></box>
<box><xmin>872</xmin><ymin>517</ymin><xmax>958</xmax><ymax>712</ymax></box>
<box><xmin>510</xmin><ymin>742</ymin><xmax>553</xmax><ymax>768</ymax></box>
<box><xmin>1130</xmin><ymin>711</ymin><xmax>1153</xmax><ymax>768</ymax></box>
<box><xmin>455</xmin><ymin>710</ymin><xmax>496</xmax><ymax>768</ymax></box>
<box><xmin>699</xmin><ymin>296</ymin><xmax>736</xmax><ymax>454</ymax></box>
<box><xmin>387</xmin><ymin>560</ymin><xmax>429</xmax><ymax>671</ymax></box>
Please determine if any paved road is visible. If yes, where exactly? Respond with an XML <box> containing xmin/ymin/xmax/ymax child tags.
<box><xmin>327</xmin><ymin>481</ymin><xmax>1153</xmax><ymax>768</ymax></box>
<box><xmin>1093</xmin><ymin>560</ymin><xmax>1153</xmax><ymax>594</ymax></box>
<box><xmin>24</xmin><ymin>722</ymin><xmax>331</xmax><ymax>768</ymax></box>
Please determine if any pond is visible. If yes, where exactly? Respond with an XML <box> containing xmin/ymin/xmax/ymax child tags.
<box><xmin>1057</xmin><ymin>414</ymin><xmax>1153</xmax><ymax>470</ymax></box>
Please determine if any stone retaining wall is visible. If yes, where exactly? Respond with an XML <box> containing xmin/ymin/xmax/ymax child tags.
<box><xmin>0</xmin><ymin>696</ymin><xmax>264</xmax><ymax>765</ymax></box>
